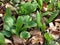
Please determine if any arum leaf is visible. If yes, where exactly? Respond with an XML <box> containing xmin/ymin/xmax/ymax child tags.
<box><xmin>20</xmin><ymin>31</ymin><xmax>30</xmax><ymax>39</ymax></box>
<box><xmin>4</xmin><ymin>17</ymin><xmax>14</xmax><ymax>27</ymax></box>
<box><xmin>2</xmin><ymin>31</ymin><xmax>11</xmax><ymax>37</ymax></box>
<box><xmin>16</xmin><ymin>16</ymin><xmax>23</xmax><ymax>34</ymax></box>
<box><xmin>26</xmin><ymin>21</ymin><xmax>37</xmax><ymax>28</ymax></box>
<box><xmin>19</xmin><ymin>1</ymin><xmax>37</xmax><ymax>14</ymax></box>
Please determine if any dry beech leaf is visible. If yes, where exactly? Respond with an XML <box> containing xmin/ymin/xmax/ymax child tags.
<box><xmin>5</xmin><ymin>38</ymin><xmax>13</xmax><ymax>45</ymax></box>
<box><xmin>28</xmin><ymin>30</ymin><xmax>44</xmax><ymax>45</ymax></box>
<box><xmin>55</xmin><ymin>19</ymin><xmax>60</xmax><ymax>22</ymax></box>
<box><xmin>12</xmin><ymin>35</ymin><xmax>27</xmax><ymax>45</ymax></box>
<box><xmin>55</xmin><ymin>22</ymin><xmax>60</xmax><ymax>31</ymax></box>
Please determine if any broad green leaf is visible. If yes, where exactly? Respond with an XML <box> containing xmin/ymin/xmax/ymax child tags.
<box><xmin>0</xmin><ymin>33</ymin><xmax>5</xmax><ymax>44</ymax></box>
<box><xmin>4</xmin><ymin>17</ymin><xmax>14</xmax><ymax>27</ymax></box>
<box><xmin>4</xmin><ymin>25</ymin><xmax>10</xmax><ymax>31</ymax></box>
<box><xmin>16</xmin><ymin>16</ymin><xmax>23</xmax><ymax>34</ymax></box>
<box><xmin>26</xmin><ymin>21</ymin><xmax>37</xmax><ymax>28</ymax></box>
<box><xmin>36</xmin><ymin>11</ymin><xmax>42</xmax><ymax>28</ymax></box>
<box><xmin>47</xmin><ymin>10</ymin><xmax>59</xmax><ymax>23</ymax></box>
<box><xmin>20</xmin><ymin>31</ymin><xmax>30</xmax><ymax>39</ymax></box>
<box><xmin>58</xmin><ymin>1</ymin><xmax>60</xmax><ymax>9</ymax></box>
<box><xmin>44</xmin><ymin>33</ymin><xmax>53</xmax><ymax>42</ymax></box>
<box><xmin>11</xmin><ymin>29</ymin><xmax>16</xmax><ymax>34</ymax></box>
<box><xmin>23</xmin><ymin>15</ymin><xmax>32</xmax><ymax>24</ymax></box>
<box><xmin>19</xmin><ymin>1</ymin><xmax>37</xmax><ymax>14</ymax></box>
<box><xmin>2</xmin><ymin>30</ymin><xmax>11</xmax><ymax>37</ymax></box>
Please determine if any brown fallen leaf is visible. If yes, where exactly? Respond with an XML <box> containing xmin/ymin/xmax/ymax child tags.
<box><xmin>5</xmin><ymin>38</ymin><xmax>13</xmax><ymax>45</ymax></box>
<box><xmin>12</xmin><ymin>35</ymin><xmax>27</xmax><ymax>45</ymax></box>
<box><xmin>55</xmin><ymin>22</ymin><xmax>60</xmax><ymax>31</ymax></box>
<box><xmin>21</xmin><ymin>0</ymin><xmax>32</xmax><ymax>2</ymax></box>
<box><xmin>27</xmin><ymin>30</ymin><xmax>44</xmax><ymax>45</ymax></box>
<box><xmin>55</xmin><ymin>19</ymin><xmax>60</xmax><ymax>22</ymax></box>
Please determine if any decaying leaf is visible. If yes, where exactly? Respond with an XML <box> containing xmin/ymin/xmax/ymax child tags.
<box><xmin>12</xmin><ymin>35</ymin><xmax>27</xmax><ymax>45</ymax></box>
<box><xmin>5</xmin><ymin>38</ymin><xmax>13</xmax><ymax>45</ymax></box>
<box><xmin>28</xmin><ymin>30</ymin><xmax>44</xmax><ymax>45</ymax></box>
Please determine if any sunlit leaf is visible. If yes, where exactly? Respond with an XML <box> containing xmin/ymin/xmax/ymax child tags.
<box><xmin>0</xmin><ymin>33</ymin><xmax>5</xmax><ymax>44</ymax></box>
<box><xmin>44</xmin><ymin>33</ymin><xmax>53</xmax><ymax>42</ymax></box>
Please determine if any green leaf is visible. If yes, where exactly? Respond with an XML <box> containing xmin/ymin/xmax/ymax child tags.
<box><xmin>0</xmin><ymin>2</ymin><xmax>2</xmax><ymax>5</ymax></box>
<box><xmin>36</xmin><ymin>0</ymin><xmax>43</xmax><ymax>10</ymax></box>
<box><xmin>4</xmin><ymin>17</ymin><xmax>14</xmax><ymax>27</ymax></box>
<box><xmin>0</xmin><ymin>33</ymin><xmax>5</xmax><ymax>44</ymax></box>
<box><xmin>11</xmin><ymin>29</ymin><xmax>16</xmax><ymax>34</ymax></box>
<box><xmin>36</xmin><ymin>11</ymin><xmax>42</xmax><ymax>28</ymax></box>
<box><xmin>47</xmin><ymin>10</ymin><xmax>59</xmax><ymax>23</ymax></box>
<box><xmin>44</xmin><ymin>33</ymin><xmax>53</xmax><ymax>42</ymax></box>
<box><xmin>12</xmin><ymin>0</ymin><xmax>20</xmax><ymax>3</ymax></box>
<box><xmin>4</xmin><ymin>25</ymin><xmax>10</xmax><ymax>31</ymax></box>
<box><xmin>5</xmin><ymin>8</ymin><xmax>12</xmax><ymax>17</ymax></box>
<box><xmin>47</xmin><ymin>4</ymin><xmax>53</xmax><ymax>10</ymax></box>
<box><xmin>43</xmin><ymin>12</ymin><xmax>53</xmax><ymax>16</ymax></box>
<box><xmin>2</xmin><ymin>30</ymin><xmax>11</xmax><ymax>37</ymax></box>
<box><xmin>20</xmin><ymin>31</ymin><xmax>30</xmax><ymax>39</ymax></box>
<box><xmin>43</xmin><ymin>0</ymin><xmax>49</xmax><ymax>3</ymax></box>
<box><xmin>58</xmin><ymin>1</ymin><xmax>60</xmax><ymax>9</ymax></box>
<box><xmin>26</xmin><ymin>21</ymin><xmax>37</xmax><ymax>28</ymax></box>
<box><xmin>16</xmin><ymin>16</ymin><xmax>24</xmax><ymax>34</ymax></box>
<box><xmin>41</xmin><ymin>23</ymin><xmax>46</xmax><ymax>32</ymax></box>
<box><xmin>19</xmin><ymin>1</ymin><xmax>37</xmax><ymax>14</ymax></box>
<box><xmin>49</xmin><ymin>41</ymin><xmax>59</xmax><ymax>45</ymax></box>
<box><xmin>23</xmin><ymin>15</ymin><xmax>32</xmax><ymax>24</ymax></box>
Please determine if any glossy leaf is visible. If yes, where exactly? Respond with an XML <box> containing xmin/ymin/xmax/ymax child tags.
<box><xmin>20</xmin><ymin>31</ymin><xmax>30</xmax><ymax>39</ymax></box>
<box><xmin>2</xmin><ymin>31</ymin><xmax>11</xmax><ymax>37</ymax></box>
<box><xmin>19</xmin><ymin>2</ymin><xmax>37</xmax><ymax>14</ymax></box>
<box><xmin>16</xmin><ymin>16</ymin><xmax>23</xmax><ymax>34</ymax></box>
